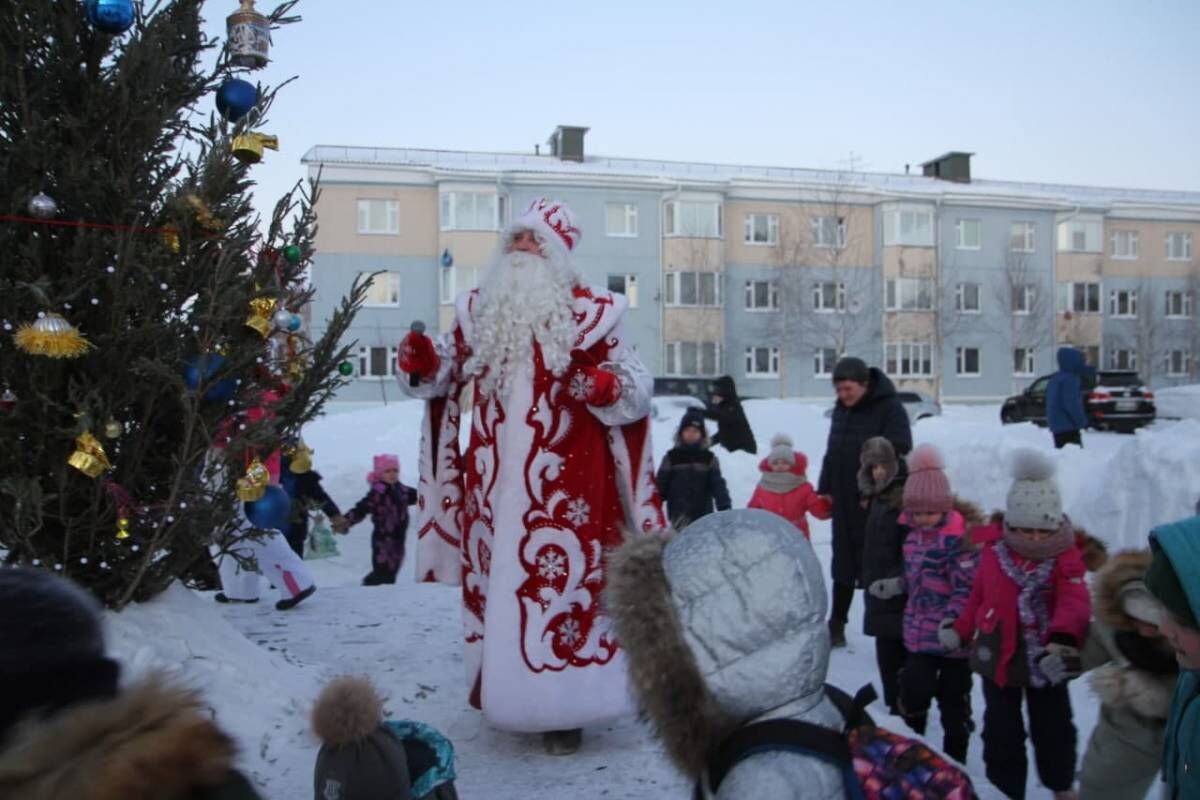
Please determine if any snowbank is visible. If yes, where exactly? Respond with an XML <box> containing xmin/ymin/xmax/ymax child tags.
<box><xmin>1155</xmin><ymin>383</ymin><xmax>1200</xmax><ymax>421</ymax></box>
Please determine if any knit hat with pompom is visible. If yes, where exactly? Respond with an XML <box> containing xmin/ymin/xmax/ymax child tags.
<box><xmin>902</xmin><ymin>444</ymin><xmax>953</xmax><ymax>514</ymax></box>
<box><xmin>768</xmin><ymin>433</ymin><xmax>796</xmax><ymax>464</ymax></box>
<box><xmin>1005</xmin><ymin>449</ymin><xmax>1063</xmax><ymax>531</ymax></box>
<box><xmin>312</xmin><ymin>676</ymin><xmax>411</xmax><ymax>800</ymax></box>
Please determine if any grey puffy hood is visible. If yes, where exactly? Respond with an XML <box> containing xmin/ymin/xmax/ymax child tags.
<box><xmin>607</xmin><ymin>509</ymin><xmax>834</xmax><ymax>779</ymax></box>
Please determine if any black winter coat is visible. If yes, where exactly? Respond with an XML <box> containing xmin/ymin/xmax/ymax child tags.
<box><xmin>817</xmin><ymin>368</ymin><xmax>912</xmax><ymax>586</ymax></box>
<box><xmin>281</xmin><ymin>466</ymin><xmax>342</xmax><ymax>553</ymax></box>
<box><xmin>705</xmin><ymin>375</ymin><xmax>758</xmax><ymax>454</ymax></box>
<box><xmin>861</xmin><ymin>476</ymin><xmax>908</xmax><ymax>640</ymax></box>
<box><xmin>656</xmin><ymin>445</ymin><xmax>732</xmax><ymax>528</ymax></box>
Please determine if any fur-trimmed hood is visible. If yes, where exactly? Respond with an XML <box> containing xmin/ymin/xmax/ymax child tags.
<box><xmin>1094</xmin><ymin>549</ymin><xmax>1155</xmax><ymax>631</ymax></box>
<box><xmin>606</xmin><ymin>510</ymin><xmax>835</xmax><ymax>781</ymax></box>
<box><xmin>0</xmin><ymin>678</ymin><xmax>250</xmax><ymax>800</ymax></box>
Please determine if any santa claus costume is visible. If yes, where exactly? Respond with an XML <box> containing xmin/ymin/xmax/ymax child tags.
<box><xmin>399</xmin><ymin>199</ymin><xmax>664</xmax><ymax>751</ymax></box>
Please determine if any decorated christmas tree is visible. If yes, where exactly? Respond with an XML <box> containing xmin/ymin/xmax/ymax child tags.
<box><xmin>0</xmin><ymin>0</ymin><xmax>365</xmax><ymax>607</ymax></box>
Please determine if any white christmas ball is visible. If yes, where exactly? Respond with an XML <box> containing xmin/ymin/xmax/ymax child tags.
<box><xmin>28</xmin><ymin>192</ymin><xmax>58</xmax><ymax>219</ymax></box>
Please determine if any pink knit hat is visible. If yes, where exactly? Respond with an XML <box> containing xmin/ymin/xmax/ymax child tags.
<box><xmin>367</xmin><ymin>453</ymin><xmax>399</xmax><ymax>484</ymax></box>
<box><xmin>902</xmin><ymin>444</ymin><xmax>953</xmax><ymax>514</ymax></box>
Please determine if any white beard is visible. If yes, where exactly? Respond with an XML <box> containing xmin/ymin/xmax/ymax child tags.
<box><xmin>464</xmin><ymin>249</ymin><xmax>578</xmax><ymax>397</ymax></box>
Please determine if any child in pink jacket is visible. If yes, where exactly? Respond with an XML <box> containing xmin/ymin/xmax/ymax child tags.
<box><xmin>942</xmin><ymin>450</ymin><xmax>1091</xmax><ymax>800</ymax></box>
<box><xmin>747</xmin><ymin>434</ymin><xmax>831</xmax><ymax>539</ymax></box>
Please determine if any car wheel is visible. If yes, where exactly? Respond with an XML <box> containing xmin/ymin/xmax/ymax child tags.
<box><xmin>1000</xmin><ymin>409</ymin><xmax>1016</xmax><ymax>425</ymax></box>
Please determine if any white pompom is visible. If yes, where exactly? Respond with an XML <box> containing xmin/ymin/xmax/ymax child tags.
<box><xmin>770</xmin><ymin>433</ymin><xmax>794</xmax><ymax>449</ymax></box>
<box><xmin>1010</xmin><ymin>448</ymin><xmax>1056</xmax><ymax>481</ymax></box>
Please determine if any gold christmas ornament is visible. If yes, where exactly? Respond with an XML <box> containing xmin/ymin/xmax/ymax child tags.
<box><xmin>226</xmin><ymin>0</ymin><xmax>271</xmax><ymax>69</ymax></box>
<box><xmin>68</xmin><ymin>432</ymin><xmax>112</xmax><ymax>478</ymax></box>
<box><xmin>103</xmin><ymin>418</ymin><xmax>123</xmax><ymax>439</ymax></box>
<box><xmin>183</xmin><ymin>194</ymin><xmax>225</xmax><ymax>231</ymax></box>
<box><xmin>236</xmin><ymin>457</ymin><xmax>270</xmax><ymax>502</ymax></box>
<box><xmin>244</xmin><ymin>296</ymin><xmax>276</xmax><ymax>338</ymax></box>
<box><xmin>14</xmin><ymin>313</ymin><xmax>92</xmax><ymax>359</ymax></box>
<box><xmin>231</xmin><ymin>132</ymin><xmax>279</xmax><ymax>164</ymax></box>
<box><xmin>285</xmin><ymin>357</ymin><xmax>306</xmax><ymax>383</ymax></box>
<box><xmin>285</xmin><ymin>442</ymin><xmax>313</xmax><ymax>474</ymax></box>
<box><xmin>161</xmin><ymin>224</ymin><xmax>181</xmax><ymax>253</ymax></box>
<box><xmin>116</xmin><ymin>517</ymin><xmax>131</xmax><ymax>540</ymax></box>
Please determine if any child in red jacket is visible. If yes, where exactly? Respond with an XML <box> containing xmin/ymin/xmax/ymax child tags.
<box><xmin>747</xmin><ymin>434</ymin><xmax>831</xmax><ymax>538</ymax></box>
<box><xmin>942</xmin><ymin>450</ymin><xmax>1090</xmax><ymax>800</ymax></box>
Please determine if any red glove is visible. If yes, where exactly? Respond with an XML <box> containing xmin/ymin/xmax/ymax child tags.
<box><xmin>570</xmin><ymin>349</ymin><xmax>621</xmax><ymax>407</ymax></box>
<box><xmin>398</xmin><ymin>331</ymin><xmax>439</xmax><ymax>379</ymax></box>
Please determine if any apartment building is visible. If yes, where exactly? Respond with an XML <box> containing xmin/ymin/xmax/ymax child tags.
<box><xmin>303</xmin><ymin>131</ymin><xmax>1200</xmax><ymax>404</ymax></box>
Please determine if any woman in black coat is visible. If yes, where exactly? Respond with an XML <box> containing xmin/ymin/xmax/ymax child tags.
<box><xmin>704</xmin><ymin>375</ymin><xmax>758</xmax><ymax>455</ymax></box>
<box><xmin>817</xmin><ymin>357</ymin><xmax>912</xmax><ymax>647</ymax></box>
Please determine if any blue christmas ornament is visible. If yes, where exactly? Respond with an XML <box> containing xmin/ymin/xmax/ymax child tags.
<box><xmin>244</xmin><ymin>485</ymin><xmax>291</xmax><ymax>531</ymax></box>
<box><xmin>287</xmin><ymin>314</ymin><xmax>302</xmax><ymax>332</ymax></box>
<box><xmin>85</xmin><ymin>0</ymin><xmax>136</xmax><ymax>34</ymax></box>
<box><xmin>215</xmin><ymin>78</ymin><xmax>258</xmax><ymax>123</ymax></box>
<box><xmin>182</xmin><ymin>354</ymin><xmax>237</xmax><ymax>404</ymax></box>
<box><xmin>441</xmin><ymin>249</ymin><xmax>454</xmax><ymax>268</ymax></box>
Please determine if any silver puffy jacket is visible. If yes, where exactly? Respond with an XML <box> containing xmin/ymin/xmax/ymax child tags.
<box><xmin>608</xmin><ymin>508</ymin><xmax>848</xmax><ymax>799</ymax></box>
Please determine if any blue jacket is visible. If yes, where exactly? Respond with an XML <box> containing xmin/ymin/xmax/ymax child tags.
<box><xmin>1154</xmin><ymin>515</ymin><xmax>1200</xmax><ymax>799</ymax></box>
<box><xmin>1046</xmin><ymin>347</ymin><xmax>1093</xmax><ymax>434</ymax></box>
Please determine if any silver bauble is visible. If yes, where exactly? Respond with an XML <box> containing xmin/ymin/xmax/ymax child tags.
<box><xmin>28</xmin><ymin>192</ymin><xmax>58</xmax><ymax>219</ymax></box>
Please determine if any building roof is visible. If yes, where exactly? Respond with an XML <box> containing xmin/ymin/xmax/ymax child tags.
<box><xmin>302</xmin><ymin>145</ymin><xmax>1200</xmax><ymax>211</ymax></box>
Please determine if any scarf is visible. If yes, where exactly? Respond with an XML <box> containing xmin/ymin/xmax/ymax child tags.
<box><xmin>758</xmin><ymin>470</ymin><xmax>806</xmax><ymax>494</ymax></box>
<box><xmin>994</xmin><ymin>541</ymin><xmax>1057</xmax><ymax>688</ymax></box>
<box><xmin>1004</xmin><ymin>519</ymin><xmax>1075</xmax><ymax>561</ymax></box>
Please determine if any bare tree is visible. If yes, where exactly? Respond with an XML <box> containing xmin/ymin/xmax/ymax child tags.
<box><xmin>993</xmin><ymin>249</ymin><xmax>1054</xmax><ymax>394</ymax></box>
<box><xmin>662</xmin><ymin>236</ymin><xmax>726</xmax><ymax>379</ymax></box>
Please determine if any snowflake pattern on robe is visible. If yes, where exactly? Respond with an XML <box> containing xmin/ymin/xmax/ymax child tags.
<box><xmin>568</xmin><ymin>372</ymin><xmax>595</xmax><ymax>402</ymax></box>
<box><xmin>558</xmin><ymin>618</ymin><xmax>582</xmax><ymax>648</ymax></box>
<box><xmin>537</xmin><ymin>549</ymin><xmax>567</xmax><ymax>580</ymax></box>
<box><xmin>565</xmin><ymin>497</ymin><xmax>591</xmax><ymax>527</ymax></box>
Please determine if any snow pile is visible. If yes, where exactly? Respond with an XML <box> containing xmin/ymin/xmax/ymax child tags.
<box><xmin>1155</xmin><ymin>383</ymin><xmax>1200</xmax><ymax>421</ymax></box>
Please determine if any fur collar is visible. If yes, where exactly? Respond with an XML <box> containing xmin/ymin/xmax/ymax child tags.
<box><xmin>1089</xmin><ymin>662</ymin><xmax>1177</xmax><ymax>720</ymax></box>
<box><xmin>606</xmin><ymin>533</ymin><xmax>736</xmax><ymax>778</ymax></box>
<box><xmin>1094</xmin><ymin>549</ymin><xmax>1153</xmax><ymax>631</ymax></box>
<box><xmin>0</xmin><ymin>678</ymin><xmax>241</xmax><ymax>800</ymax></box>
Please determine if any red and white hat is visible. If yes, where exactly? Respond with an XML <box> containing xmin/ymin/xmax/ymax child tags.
<box><xmin>508</xmin><ymin>198</ymin><xmax>582</xmax><ymax>256</ymax></box>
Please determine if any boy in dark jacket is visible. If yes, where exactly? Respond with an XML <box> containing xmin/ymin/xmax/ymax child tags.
<box><xmin>1046</xmin><ymin>347</ymin><xmax>1095</xmax><ymax>449</ymax></box>
<box><xmin>656</xmin><ymin>411</ymin><xmax>731</xmax><ymax>528</ymax></box>
<box><xmin>279</xmin><ymin>444</ymin><xmax>345</xmax><ymax>558</ymax></box>
<box><xmin>858</xmin><ymin>436</ymin><xmax>908</xmax><ymax>716</ymax></box>
<box><xmin>705</xmin><ymin>375</ymin><xmax>757</xmax><ymax>454</ymax></box>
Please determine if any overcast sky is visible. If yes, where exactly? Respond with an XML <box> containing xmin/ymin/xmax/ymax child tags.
<box><xmin>200</xmin><ymin>0</ymin><xmax>1200</xmax><ymax>222</ymax></box>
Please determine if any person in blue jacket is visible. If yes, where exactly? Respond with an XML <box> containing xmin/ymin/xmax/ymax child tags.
<box><xmin>1144</xmin><ymin>514</ymin><xmax>1200</xmax><ymax>800</ymax></box>
<box><xmin>1046</xmin><ymin>347</ymin><xmax>1095</xmax><ymax>449</ymax></box>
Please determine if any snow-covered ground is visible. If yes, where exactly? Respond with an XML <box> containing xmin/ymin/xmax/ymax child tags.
<box><xmin>1155</xmin><ymin>383</ymin><xmax>1200</xmax><ymax>421</ymax></box>
<box><xmin>106</xmin><ymin>398</ymin><xmax>1200</xmax><ymax>799</ymax></box>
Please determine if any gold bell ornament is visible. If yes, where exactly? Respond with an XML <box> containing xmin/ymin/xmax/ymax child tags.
<box><xmin>244</xmin><ymin>296</ymin><xmax>277</xmax><ymax>338</ymax></box>
<box><xmin>226</xmin><ymin>0</ymin><xmax>271</xmax><ymax>69</ymax></box>
<box><xmin>285</xmin><ymin>442</ymin><xmax>313</xmax><ymax>474</ymax></box>
<box><xmin>236</xmin><ymin>457</ymin><xmax>270</xmax><ymax>502</ymax></box>
<box><xmin>232</xmin><ymin>132</ymin><xmax>278</xmax><ymax>165</ymax></box>
<box><xmin>116</xmin><ymin>517</ymin><xmax>132</xmax><ymax>540</ymax></box>
<box><xmin>14</xmin><ymin>313</ymin><xmax>92</xmax><ymax>359</ymax></box>
<box><xmin>68</xmin><ymin>432</ymin><xmax>113</xmax><ymax>478</ymax></box>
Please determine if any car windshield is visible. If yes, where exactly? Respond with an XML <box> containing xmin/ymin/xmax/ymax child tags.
<box><xmin>1097</xmin><ymin>372</ymin><xmax>1141</xmax><ymax>387</ymax></box>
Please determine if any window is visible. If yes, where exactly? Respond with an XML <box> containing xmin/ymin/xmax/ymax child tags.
<box><xmin>1057</xmin><ymin>282</ymin><xmax>1101</xmax><ymax>314</ymax></box>
<box><xmin>665</xmin><ymin>342</ymin><xmax>722</xmax><ymax>376</ymax></box>
<box><xmin>744</xmin><ymin>280</ymin><xmax>779</xmax><ymax>311</ymax></box>
<box><xmin>745</xmin><ymin>346</ymin><xmax>780</xmax><ymax>377</ymax></box>
<box><xmin>955</xmin><ymin>219</ymin><xmax>981</xmax><ymax>250</ymax></box>
<box><xmin>605</xmin><ymin>203</ymin><xmax>639</xmax><ymax>237</ymax></box>
<box><xmin>439</xmin><ymin>265</ymin><xmax>481</xmax><ymax>305</ymax></box>
<box><xmin>1010</xmin><ymin>222</ymin><xmax>1036</xmax><ymax>253</ymax></box>
<box><xmin>956</xmin><ymin>347</ymin><xmax>982</xmax><ymax>377</ymax></box>
<box><xmin>607</xmin><ymin>274</ymin><xmax>639</xmax><ymax>308</ymax></box>
<box><xmin>1012</xmin><ymin>284</ymin><xmax>1037</xmax><ymax>315</ymax></box>
<box><xmin>664</xmin><ymin>200</ymin><xmax>722</xmax><ymax>237</ymax></box>
<box><xmin>1013</xmin><ymin>348</ymin><xmax>1035</xmax><ymax>377</ymax></box>
<box><xmin>814</xmin><ymin>347</ymin><xmax>841</xmax><ymax>377</ymax></box>
<box><xmin>884</xmin><ymin>342</ymin><xmax>934</xmax><ymax>377</ymax></box>
<box><xmin>1111</xmin><ymin>230</ymin><xmax>1139</xmax><ymax>260</ymax></box>
<box><xmin>439</xmin><ymin>192</ymin><xmax>506</xmax><ymax>231</ymax></box>
<box><xmin>955</xmin><ymin>282</ymin><xmax>981</xmax><ymax>314</ymax></box>
<box><xmin>1165</xmin><ymin>290</ymin><xmax>1193</xmax><ymax>319</ymax></box>
<box><xmin>356</xmin><ymin>199</ymin><xmax>400</xmax><ymax>235</ymax></box>
<box><xmin>1057</xmin><ymin>220</ymin><xmax>1102</xmax><ymax>253</ymax></box>
<box><xmin>1167</xmin><ymin>350</ymin><xmax>1192</xmax><ymax>377</ymax></box>
<box><xmin>357</xmin><ymin>346</ymin><xmax>398</xmax><ymax>379</ymax></box>
<box><xmin>883</xmin><ymin>206</ymin><xmax>934</xmax><ymax>246</ymax></box>
<box><xmin>1167</xmin><ymin>232</ymin><xmax>1193</xmax><ymax>261</ymax></box>
<box><xmin>885</xmin><ymin>278</ymin><xmax>934</xmax><ymax>311</ymax></box>
<box><xmin>744</xmin><ymin>213</ymin><xmax>779</xmax><ymax>245</ymax></box>
<box><xmin>355</xmin><ymin>272</ymin><xmax>401</xmax><ymax>306</ymax></box>
<box><xmin>1108</xmin><ymin>349</ymin><xmax>1138</xmax><ymax>371</ymax></box>
<box><xmin>812</xmin><ymin>281</ymin><xmax>847</xmax><ymax>313</ymax></box>
<box><xmin>665</xmin><ymin>272</ymin><xmax>722</xmax><ymax>307</ymax></box>
<box><xmin>1109</xmin><ymin>289</ymin><xmax>1138</xmax><ymax>318</ymax></box>
<box><xmin>811</xmin><ymin>216</ymin><xmax>847</xmax><ymax>249</ymax></box>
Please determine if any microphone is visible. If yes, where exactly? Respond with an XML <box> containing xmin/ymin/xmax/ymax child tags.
<box><xmin>408</xmin><ymin>320</ymin><xmax>426</xmax><ymax>387</ymax></box>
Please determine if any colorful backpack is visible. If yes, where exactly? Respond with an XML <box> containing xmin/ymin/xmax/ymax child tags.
<box><xmin>698</xmin><ymin>684</ymin><xmax>975</xmax><ymax>800</ymax></box>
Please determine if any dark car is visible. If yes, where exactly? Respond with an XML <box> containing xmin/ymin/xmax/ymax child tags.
<box><xmin>1000</xmin><ymin>369</ymin><xmax>1156</xmax><ymax>433</ymax></box>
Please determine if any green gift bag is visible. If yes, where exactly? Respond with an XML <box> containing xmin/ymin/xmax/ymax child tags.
<box><xmin>306</xmin><ymin>513</ymin><xmax>340</xmax><ymax>560</ymax></box>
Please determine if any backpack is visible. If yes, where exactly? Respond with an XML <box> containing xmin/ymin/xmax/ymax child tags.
<box><xmin>696</xmin><ymin>684</ymin><xmax>975</xmax><ymax>800</ymax></box>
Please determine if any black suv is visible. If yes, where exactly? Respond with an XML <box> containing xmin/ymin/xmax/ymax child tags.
<box><xmin>1000</xmin><ymin>370</ymin><xmax>1156</xmax><ymax>433</ymax></box>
